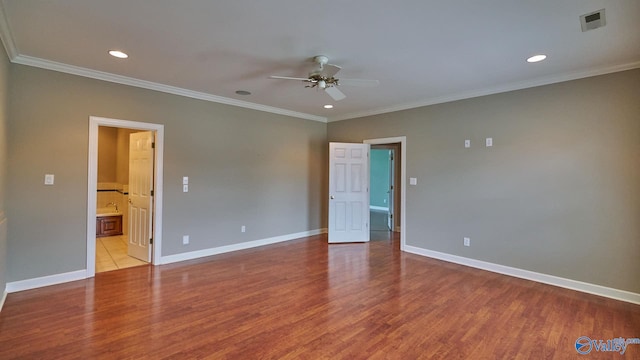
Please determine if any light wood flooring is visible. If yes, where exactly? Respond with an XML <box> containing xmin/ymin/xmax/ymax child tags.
<box><xmin>95</xmin><ymin>235</ymin><xmax>148</xmax><ymax>273</ymax></box>
<box><xmin>1</xmin><ymin>234</ymin><xmax>638</xmax><ymax>359</ymax></box>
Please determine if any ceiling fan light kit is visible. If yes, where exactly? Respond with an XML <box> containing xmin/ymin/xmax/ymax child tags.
<box><xmin>269</xmin><ymin>55</ymin><xmax>379</xmax><ymax>101</ymax></box>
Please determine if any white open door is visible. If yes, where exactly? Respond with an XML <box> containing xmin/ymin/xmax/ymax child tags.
<box><xmin>128</xmin><ymin>131</ymin><xmax>154</xmax><ymax>262</ymax></box>
<box><xmin>329</xmin><ymin>142</ymin><xmax>370</xmax><ymax>243</ymax></box>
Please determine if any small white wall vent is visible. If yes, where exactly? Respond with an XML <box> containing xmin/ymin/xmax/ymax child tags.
<box><xmin>580</xmin><ymin>9</ymin><xmax>606</xmax><ymax>32</ymax></box>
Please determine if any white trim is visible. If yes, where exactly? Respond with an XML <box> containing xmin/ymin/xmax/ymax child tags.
<box><xmin>88</xmin><ymin>116</ymin><xmax>164</xmax><ymax>278</ymax></box>
<box><xmin>370</xmin><ymin>206</ymin><xmax>389</xmax><ymax>212</ymax></box>
<box><xmin>404</xmin><ymin>245</ymin><xmax>640</xmax><ymax>305</ymax></box>
<box><xmin>160</xmin><ymin>229</ymin><xmax>327</xmax><ymax>265</ymax></box>
<box><xmin>329</xmin><ymin>61</ymin><xmax>640</xmax><ymax>122</ymax></box>
<box><xmin>11</xmin><ymin>55</ymin><xmax>327</xmax><ymax>123</ymax></box>
<box><xmin>6</xmin><ymin>270</ymin><xmax>87</xmax><ymax>293</ymax></box>
<box><xmin>364</xmin><ymin>137</ymin><xmax>407</xmax><ymax>251</ymax></box>
<box><xmin>0</xmin><ymin>290</ymin><xmax>6</xmax><ymax>312</ymax></box>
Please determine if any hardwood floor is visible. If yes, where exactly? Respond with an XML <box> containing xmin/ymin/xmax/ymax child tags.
<box><xmin>1</xmin><ymin>234</ymin><xmax>638</xmax><ymax>359</ymax></box>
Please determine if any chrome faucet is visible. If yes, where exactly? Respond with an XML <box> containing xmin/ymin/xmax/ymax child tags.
<box><xmin>106</xmin><ymin>202</ymin><xmax>118</xmax><ymax>212</ymax></box>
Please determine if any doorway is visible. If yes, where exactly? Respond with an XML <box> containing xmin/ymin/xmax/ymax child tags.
<box><xmin>364</xmin><ymin>137</ymin><xmax>406</xmax><ymax>250</ymax></box>
<box><xmin>87</xmin><ymin>116</ymin><xmax>164</xmax><ymax>278</ymax></box>
<box><xmin>370</xmin><ymin>147</ymin><xmax>396</xmax><ymax>227</ymax></box>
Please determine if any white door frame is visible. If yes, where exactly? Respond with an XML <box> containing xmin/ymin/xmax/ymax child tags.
<box><xmin>86</xmin><ymin>116</ymin><xmax>164</xmax><ymax>278</ymax></box>
<box><xmin>364</xmin><ymin>136</ymin><xmax>406</xmax><ymax>251</ymax></box>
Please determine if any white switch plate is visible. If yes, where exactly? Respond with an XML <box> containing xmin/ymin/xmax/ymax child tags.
<box><xmin>182</xmin><ymin>235</ymin><xmax>189</xmax><ymax>245</ymax></box>
<box><xmin>486</xmin><ymin>138</ymin><xmax>493</xmax><ymax>147</ymax></box>
<box><xmin>182</xmin><ymin>176</ymin><xmax>189</xmax><ymax>185</ymax></box>
<box><xmin>183</xmin><ymin>184</ymin><xmax>189</xmax><ymax>192</ymax></box>
<box><xmin>464</xmin><ymin>237</ymin><xmax>470</xmax><ymax>247</ymax></box>
<box><xmin>409</xmin><ymin>177</ymin><xmax>417</xmax><ymax>185</ymax></box>
<box><xmin>44</xmin><ymin>174</ymin><xmax>54</xmax><ymax>185</ymax></box>
<box><xmin>464</xmin><ymin>139</ymin><xmax>471</xmax><ymax>148</ymax></box>
<box><xmin>241</xmin><ymin>225</ymin><xmax>246</xmax><ymax>233</ymax></box>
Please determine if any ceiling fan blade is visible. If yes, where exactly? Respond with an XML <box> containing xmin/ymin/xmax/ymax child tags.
<box><xmin>325</xmin><ymin>86</ymin><xmax>346</xmax><ymax>101</ymax></box>
<box><xmin>337</xmin><ymin>78</ymin><xmax>380</xmax><ymax>87</ymax></box>
<box><xmin>269</xmin><ymin>75</ymin><xmax>311</xmax><ymax>81</ymax></box>
<box><xmin>322</xmin><ymin>64</ymin><xmax>341</xmax><ymax>78</ymax></box>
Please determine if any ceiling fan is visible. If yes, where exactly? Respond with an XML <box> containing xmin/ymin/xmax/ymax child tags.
<box><xmin>269</xmin><ymin>55</ymin><xmax>379</xmax><ymax>101</ymax></box>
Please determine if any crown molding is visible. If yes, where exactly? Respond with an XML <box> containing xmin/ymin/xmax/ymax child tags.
<box><xmin>328</xmin><ymin>60</ymin><xmax>640</xmax><ymax>122</ymax></box>
<box><xmin>10</xmin><ymin>54</ymin><xmax>327</xmax><ymax>123</ymax></box>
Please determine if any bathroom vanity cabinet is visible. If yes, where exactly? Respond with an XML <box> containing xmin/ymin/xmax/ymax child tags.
<box><xmin>96</xmin><ymin>215</ymin><xmax>123</xmax><ymax>237</ymax></box>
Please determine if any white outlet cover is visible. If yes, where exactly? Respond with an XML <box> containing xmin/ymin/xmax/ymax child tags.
<box><xmin>464</xmin><ymin>139</ymin><xmax>471</xmax><ymax>148</ymax></box>
<box><xmin>464</xmin><ymin>237</ymin><xmax>470</xmax><ymax>246</ymax></box>
<box><xmin>486</xmin><ymin>138</ymin><xmax>493</xmax><ymax>147</ymax></box>
<box><xmin>182</xmin><ymin>235</ymin><xmax>189</xmax><ymax>245</ymax></box>
<box><xmin>409</xmin><ymin>177</ymin><xmax>417</xmax><ymax>185</ymax></box>
<box><xmin>182</xmin><ymin>176</ymin><xmax>189</xmax><ymax>185</ymax></box>
<box><xmin>44</xmin><ymin>174</ymin><xmax>54</xmax><ymax>185</ymax></box>
<box><xmin>183</xmin><ymin>184</ymin><xmax>188</xmax><ymax>192</ymax></box>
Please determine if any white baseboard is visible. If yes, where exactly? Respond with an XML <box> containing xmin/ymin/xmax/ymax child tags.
<box><xmin>370</xmin><ymin>206</ymin><xmax>389</xmax><ymax>212</ymax></box>
<box><xmin>6</xmin><ymin>270</ymin><xmax>87</xmax><ymax>293</ymax></box>
<box><xmin>160</xmin><ymin>228</ymin><xmax>328</xmax><ymax>265</ymax></box>
<box><xmin>404</xmin><ymin>245</ymin><xmax>640</xmax><ymax>305</ymax></box>
<box><xmin>0</xmin><ymin>289</ymin><xmax>7</xmax><ymax>312</ymax></box>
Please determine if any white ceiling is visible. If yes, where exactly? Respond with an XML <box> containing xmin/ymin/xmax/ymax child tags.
<box><xmin>1</xmin><ymin>1</ymin><xmax>639</xmax><ymax>122</ymax></box>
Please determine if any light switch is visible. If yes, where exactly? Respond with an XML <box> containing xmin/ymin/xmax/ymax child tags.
<box><xmin>409</xmin><ymin>177</ymin><xmax>417</xmax><ymax>185</ymax></box>
<box><xmin>183</xmin><ymin>184</ymin><xmax>189</xmax><ymax>192</ymax></box>
<box><xmin>182</xmin><ymin>176</ymin><xmax>189</xmax><ymax>185</ymax></box>
<box><xmin>464</xmin><ymin>140</ymin><xmax>471</xmax><ymax>148</ymax></box>
<box><xmin>44</xmin><ymin>174</ymin><xmax>54</xmax><ymax>185</ymax></box>
<box><xmin>486</xmin><ymin>138</ymin><xmax>493</xmax><ymax>147</ymax></box>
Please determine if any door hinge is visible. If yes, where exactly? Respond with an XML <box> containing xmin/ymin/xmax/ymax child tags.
<box><xmin>150</xmin><ymin>238</ymin><xmax>153</xmax><ymax>244</ymax></box>
<box><xmin>390</xmin><ymin>154</ymin><xmax>394</xmax><ymax>161</ymax></box>
<box><xmin>150</xmin><ymin>190</ymin><xmax>154</xmax><ymax>196</ymax></box>
<box><xmin>390</xmin><ymin>214</ymin><xmax>393</xmax><ymax>219</ymax></box>
<box><xmin>390</xmin><ymin>185</ymin><xmax>394</xmax><ymax>190</ymax></box>
<box><xmin>152</xmin><ymin>142</ymin><xmax>156</xmax><ymax>149</ymax></box>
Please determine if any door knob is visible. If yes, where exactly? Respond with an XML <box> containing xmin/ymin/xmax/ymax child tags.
<box><xmin>330</xmin><ymin>195</ymin><xmax>334</xmax><ymax>199</ymax></box>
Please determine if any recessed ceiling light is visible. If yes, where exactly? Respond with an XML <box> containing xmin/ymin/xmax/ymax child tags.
<box><xmin>235</xmin><ymin>90</ymin><xmax>251</xmax><ymax>95</ymax></box>
<box><xmin>527</xmin><ymin>54</ymin><xmax>547</xmax><ymax>63</ymax></box>
<box><xmin>109</xmin><ymin>50</ymin><xmax>128</xmax><ymax>59</ymax></box>
<box><xmin>323</xmin><ymin>104</ymin><xmax>334</xmax><ymax>109</ymax></box>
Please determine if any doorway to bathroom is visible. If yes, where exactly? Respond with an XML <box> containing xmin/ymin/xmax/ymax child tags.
<box><xmin>364</xmin><ymin>137</ymin><xmax>406</xmax><ymax>249</ymax></box>
<box><xmin>87</xmin><ymin>116</ymin><xmax>164</xmax><ymax>278</ymax></box>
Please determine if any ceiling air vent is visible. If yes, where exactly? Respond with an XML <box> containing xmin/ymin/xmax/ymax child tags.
<box><xmin>580</xmin><ymin>9</ymin><xmax>606</xmax><ymax>32</ymax></box>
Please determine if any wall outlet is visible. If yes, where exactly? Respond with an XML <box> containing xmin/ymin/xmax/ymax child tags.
<box><xmin>464</xmin><ymin>139</ymin><xmax>471</xmax><ymax>148</ymax></box>
<box><xmin>182</xmin><ymin>235</ymin><xmax>189</xmax><ymax>245</ymax></box>
<box><xmin>241</xmin><ymin>225</ymin><xmax>246</xmax><ymax>233</ymax></box>
<box><xmin>44</xmin><ymin>174</ymin><xmax>55</xmax><ymax>185</ymax></box>
<box><xmin>464</xmin><ymin>237</ymin><xmax>470</xmax><ymax>247</ymax></box>
<box><xmin>486</xmin><ymin>138</ymin><xmax>493</xmax><ymax>147</ymax></box>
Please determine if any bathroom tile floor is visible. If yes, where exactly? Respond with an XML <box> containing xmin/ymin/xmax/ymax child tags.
<box><xmin>96</xmin><ymin>235</ymin><xmax>148</xmax><ymax>273</ymax></box>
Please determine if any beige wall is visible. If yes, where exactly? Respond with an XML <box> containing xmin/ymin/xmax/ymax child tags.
<box><xmin>329</xmin><ymin>69</ymin><xmax>640</xmax><ymax>293</ymax></box>
<box><xmin>6</xmin><ymin>64</ymin><xmax>327</xmax><ymax>281</ymax></box>
<box><xmin>97</xmin><ymin>126</ymin><xmax>118</xmax><ymax>183</ymax></box>
<box><xmin>0</xmin><ymin>44</ymin><xmax>9</xmax><ymax>299</ymax></box>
